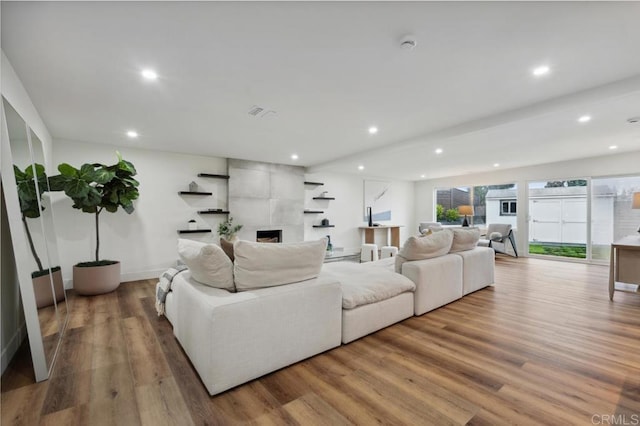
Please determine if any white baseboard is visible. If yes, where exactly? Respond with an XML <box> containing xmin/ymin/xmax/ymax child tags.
<box><xmin>121</xmin><ymin>268</ymin><xmax>166</xmax><ymax>283</ymax></box>
<box><xmin>1</xmin><ymin>323</ymin><xmax>27</xmax><ymax>375</ymax></box>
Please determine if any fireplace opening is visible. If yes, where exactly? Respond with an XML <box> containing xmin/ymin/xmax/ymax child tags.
<box><xmin>256</xmin><ymin>230</ymin><xmax>282</xmax><ymax>243</ymax></box>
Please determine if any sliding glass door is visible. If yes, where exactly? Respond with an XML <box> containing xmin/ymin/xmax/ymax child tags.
<box><xmin>528</xmin><ymin>179</ymin><xmax>588</xmax><ymax>259</ymax></box>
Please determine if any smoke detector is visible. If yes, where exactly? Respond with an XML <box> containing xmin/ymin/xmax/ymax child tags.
<box><xmin>400</xmin><ymin>35</ymin><xmax>417</xmax><ymax>50</ymax></box>
<box><xmin>627</xmin><ymin>116</ymin><xmax>640</xmax><ymax>124</ymax></box>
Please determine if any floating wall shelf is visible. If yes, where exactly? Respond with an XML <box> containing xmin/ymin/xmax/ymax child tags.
<box><xmin>178</xmin><ymin>229</ymin><xmax>212</xmax><ymax>234</ymax></box>
<box><xmin>198</xmin><ymin>210</ymin><xmax>230</xmax><ymax>215</ymax></box>
<box><xmin>304</xmin><ymin>210</ymin><xmax>324</xmax><ymax>214</ymax></box>
<box><xmin>304</xmin><ymin>181</ymin><xmax>324</xmax><ymax>186</ymax></box>
<box><xmin>198</xmin><ymin>173</ymin><xmax>230</xmax><ymax>179</ymax></box>
<box><xmin>312</xmin><ymin>197</ymin><xmax>335</xmax><ymax>200</ymax></box>
<box><xmin>179</xmin><ymin>191</ymin><xmax>213</xmax><ymax>196</ymax></box>
<box><xmin>313</xmin><ymin>225</ymin><xmax>335</xmax><ymax>228</ymax></box>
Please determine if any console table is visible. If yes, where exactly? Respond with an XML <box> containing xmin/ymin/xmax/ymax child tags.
<box><xmin>358</xmin><ymin>225</ymin><xmax>402</xmax><ymax>248</ymax></box>
<box><xmin>609</xmin><ymin>235</ymin><xmax>640</xmax><ymax>300</ymax></box>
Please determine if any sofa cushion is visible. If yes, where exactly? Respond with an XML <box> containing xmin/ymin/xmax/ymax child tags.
<box><xmin>177</xmin><ymin>239</ymin><xmax>235</xmax><ymax>291</ymax></box>
<box><xmin>449</xmin><ymin>227</ymin><xmax>481</xmax><ymax>253</ymax></box>
<box><xmin>395</xmin><ymin>230</ymin><xmax>453</xmax><ymax>272</ymax></box>
<box><xmin>321</xmin><ymin>262</ymin><xmax>416</xmax><ymax>309</ymax></box>
<box><xmin>234</xmin><ymin>238</ymin><xmax>327</xmax><ymax>291</ymax></box>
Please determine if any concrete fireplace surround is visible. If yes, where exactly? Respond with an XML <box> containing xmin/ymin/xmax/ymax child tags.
<box><xmin>228</xmin><ymin>159</ymin><xmax>304</xmax><ymax>243</ymax></box>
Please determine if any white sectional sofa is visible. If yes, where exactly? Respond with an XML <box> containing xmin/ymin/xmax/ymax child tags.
<box><xmin>160</xmin><ymin>228</ymin><xmax>494</xmax><ymax>396</ymax></box>
<box><xmin>170</xmin><ymin>272</ymin><xmax>342</xmax><ymax>396</ymax></box>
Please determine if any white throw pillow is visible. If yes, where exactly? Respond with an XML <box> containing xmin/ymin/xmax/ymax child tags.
<box><xmin>449</xmin><ymin>227</ymin><xmax>481</xmax><ymax>253</ymax></box>
<box><xmin>234</xmin><ymin>238</ymin><xmax>327</xmax><ymax>291</ymax></box>
<box><xmin>177</xmin><ymin>239</ymin><xmax>235</xmax><ymax>291</ymax></box>
<box><xmin>395</xmin><ymin>230</ymin><xmax>454</xmax><ymax>273</ymax></box>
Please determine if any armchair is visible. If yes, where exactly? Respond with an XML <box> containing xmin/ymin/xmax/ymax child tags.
<box><xmin>478</xmin><ymin>224</ymin><xmax>518</xmax><ymax>257</ymax></box>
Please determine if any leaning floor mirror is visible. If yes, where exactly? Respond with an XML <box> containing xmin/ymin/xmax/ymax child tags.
<box><xmin>1</xmin><ymin>96</ymin><xmax>68</xmax><ymax>380</ymax></box>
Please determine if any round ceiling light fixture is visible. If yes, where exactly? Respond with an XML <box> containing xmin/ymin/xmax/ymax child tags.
<box><xmin>400</xmin><ymin>35</ymin><xmax>417</xmax><ymax>50</ymax></box>
<box><xmin>141</xmin><ymin>69</ymin><xmax>158</xmax><ymax>80</ymax></box>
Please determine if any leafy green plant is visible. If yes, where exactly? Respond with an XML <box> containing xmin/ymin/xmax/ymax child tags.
<box><xmin>13</xmin><ymin>163</ymin><xmax>48</xmax><ymax>274</ymax></box>
<box><xmin>49</xmin><ymin>152</ymin><xmax>139</xmax><ymax>265</ymax></box>
<box><xmin>436</xmin><ymin>204</ymin><xmax>444</xmax><ymax>221</ymax></box>
<box><xmin>217</xmin><ymin>216</ymin><xmax>243</xmax><ymax>239</ymax></box>
<box><xmin>445</xmin><ymin>208</ymin><xmax>459</xmax><ymax>222</ymax></box>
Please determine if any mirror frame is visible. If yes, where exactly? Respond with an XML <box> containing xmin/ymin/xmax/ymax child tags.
<box><xmin>1</xmin><ymin>99</ymin><xmax>61</xmax><ymax>381</ymax></box>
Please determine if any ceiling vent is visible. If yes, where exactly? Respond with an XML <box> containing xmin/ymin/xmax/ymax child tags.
<box><xmin>248</xmin><ymin>106</ymin><xmax>265</xmax><ymax>116</ymax></box>
<box><xmin>248</xmin><ymin>105</ymin><xmax>277</xmax><ymax>118</ymax></box>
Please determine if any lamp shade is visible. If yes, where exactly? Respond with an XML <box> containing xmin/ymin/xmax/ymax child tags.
<box><xmin>633</xmin><ymin>192</ymin><xmax>640</xmax><ymax>209</ymax></box>
<box><xmin>458</xmin><ymin>205</ymin><xmax>474</xmax><ymax>216</ymax></box>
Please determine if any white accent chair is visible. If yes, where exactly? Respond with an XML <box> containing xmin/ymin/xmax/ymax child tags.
<box><xmin>360</xmin><ymin>244</ymin><xmax>379</xmax><ymax>262</ymax></box>
<box><xmin>418</xmin><ymin>222</ymin><xmax>443</xmax><ymax>233</ymax></box>
<box><xmin>478</xmin><ymin>224</ymin><xmax>518</xmax><ymax>257</ymax></box>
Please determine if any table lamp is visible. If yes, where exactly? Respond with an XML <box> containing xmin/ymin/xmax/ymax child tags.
<box><xmin>633</xmin><ymin>192</ymin><xmax>640</xmax><ymax>233</ymax></box>
<box><xmin>458</xmin><ymin>205</ymin><xmax>474</xmax><ymax>227</ymax></box>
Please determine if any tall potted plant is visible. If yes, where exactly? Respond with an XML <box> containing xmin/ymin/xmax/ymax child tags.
<box><xmin>49</xmin><ymin>152</ymin><xmax>139</xmax><ymax>295</ymax></box>
<box><xmin>13</xmin><ymin>163</ymin><xmax>65</xmax><ymax>307</ymax></box>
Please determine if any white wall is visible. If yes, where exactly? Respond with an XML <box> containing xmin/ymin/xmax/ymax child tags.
<box><xmin>52</xmin><ymin>139</ymin><xmax>228</xmax><ymax>283</ymax></box>
<box><xmin>52</xmin><ymin>141</ymin><xmax>417</xmax><ymax>281</ymax></box>
<box><xmin>304</xmin><ymin>172</ymin><xmax>415</xmax><ymax>250</ymax></box>
<box><xmin>415</xmin><ymin>151</ymin><xmax>640</xmax><ymax>255</ymax></box>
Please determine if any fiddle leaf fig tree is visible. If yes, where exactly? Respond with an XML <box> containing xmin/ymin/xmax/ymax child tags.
<box><xmin>13</xmin><ymin>163</ymin><xmax>48</xmax><ymax>273</ymax></box>
<box><xmin>49</xmin><ymin>152</ymin><xmax>139</xmax><ymax>265</ymax></box>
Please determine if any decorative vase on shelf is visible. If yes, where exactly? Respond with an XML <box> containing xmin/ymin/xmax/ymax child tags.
<box><xmin>367</xmin><ymin>206</ymin><xmax>373</xmax><ymax>227</ymax></box>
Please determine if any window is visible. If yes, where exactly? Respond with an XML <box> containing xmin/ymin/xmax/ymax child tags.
<box><xmin>435</xmin><ymin>187</ymin><xmax>470</xmax><ymax>225</ymax></box>
<box><xmin>590</xmin><ymin>175</ymin><xmax>640</xmax><ymax>262</ymax></box>
<box><xmin>500</xmin><ymin>200</ymin><xmax>517</xmax><ymax>215</ymax></box>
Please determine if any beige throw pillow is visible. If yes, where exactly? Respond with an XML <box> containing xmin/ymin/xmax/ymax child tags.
<box><xmin>449</xmin><ymin>227</ymin><xmax>481</xmax><ymax>252</ymax></box>
<box><xmin>395</xmin><ymin>230</ymin><xmax>454</xmax><ymax>273</ymax></box>
<box><xmin>177</xmin><ymin>239</ymin><xmax>235</xmax><ymax>291</ymax></box>
<box><xmin>234</xmin><ymin>238</ymin><xmax>328</xmax><ymax>291</ymax></box>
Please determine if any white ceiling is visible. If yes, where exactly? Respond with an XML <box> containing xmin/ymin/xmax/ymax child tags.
<box><xmin>2</xmin><ymin>1</ymin><xmax>640</xmax><ymax>181</ymax></box>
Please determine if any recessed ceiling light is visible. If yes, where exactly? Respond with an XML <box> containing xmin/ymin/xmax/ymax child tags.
<box><xmin>493</xmin><ymin>163</ymin><xmax>500</xmax><ymax>167</ymax></box>
<box><xmin>532</xmin><ymin>65</ymin><xmax>551</xmax><ymax>77</ymax></box>
<box><xmin>609</xmin><ymin>145</ymin><xmax>618</xmax><ymax>150</ymax></box>
<box><xmin>358</xmin><ymin>165</ymin><xmax>365</xmax><ymax>171</ymax></box>
<box><xmin>141</xmin><ymin>69</ymin><xmax>158</xmax><ymax>80</ymax></box>
<box><xmin>291</xmin><ymin>154</ymin><xmax>299</xmax><ymax>160</ymax></box>
<box><xmin>578</xmin><ymin>115</ymin><xmax>592</xmax><ymax>123</ymax></box>
<box><xmin>126</xmin><ymin>130</ymin><xmax>138</xmax><ymax>138</ymax></box>
<box><xmin>420</xmin><ymin>174</ymin><xmax>426</xmax><ymax>178</ymax></box>
<box><xmin>368</xmin><ymin>126</ymin><xmax>378</xmax><ymax>135</ymax></box>
<box><xmin>435</xmin><ymin>148</ymin><xmax>443</xmax><ymax>154</ymax></box>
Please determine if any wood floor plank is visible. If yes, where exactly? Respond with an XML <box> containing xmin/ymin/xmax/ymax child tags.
<box><xmin>2</xmin><ymin>257</ymin><xmax>639</xmax><ymax>425</ymax></box>
<box><xmin>121</xmin><ymin>315</ymin><xmax>171</xmax><ymax>386</ymax></box>
<box><xmin>282</xmin><ymin>393</ymin><xmax>352</xmax><ymax>426</ymax></box>
<box><xmin>135</xmin><ymin>376</ymin><xmax>193</xmax><ymax>426</ymax></box>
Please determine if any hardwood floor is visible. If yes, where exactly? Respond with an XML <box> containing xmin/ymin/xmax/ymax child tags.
<box><xmin>2</xmin><ymin>257</ymin><xmax>639</xmax><ymax>425</ymax></box>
